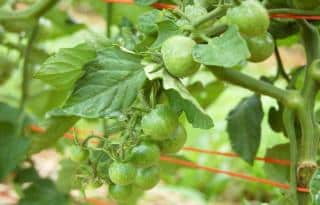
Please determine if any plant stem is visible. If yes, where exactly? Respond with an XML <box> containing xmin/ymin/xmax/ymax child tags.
<box><xmin>192</xmin><ymin>6</ymin><xmax>229</xmax><ymax>28</ymax></box>
<box><xmin>105</xmin><ymin>2</ymin><xmax>113</xmax><ymax>38</ymax></box>
<box><xmin>283</xmin><ymin>108</ymin><xmax>298</xmax><ymax>205</ymax></box>
<box><xmin>209</xmin><ymin>66</ymin><xmax>289</xmax><ymax>103</ymax></box>
<box><xmin>274</xmin><ymin>41</ymin><xmax>290</xmax><ymax>82</ymax></box>
<box><xmin>296</xmin><ymin>19</ymin><xmax>320</xmax><ymax>205</ymax></box>
<box><xmin>17</xmin><ymin>22</ymin><xmax>39</xmax><ymax>136</ymax></box>
<box><xmin>0</xmin><ymin>0</ymin><xmax>59</xmax><ymax>20</ymax></box>
<box><xmin>298</xmin><ymin>20</ymin><xmax>320</xmax><ymax>162</ymax></box>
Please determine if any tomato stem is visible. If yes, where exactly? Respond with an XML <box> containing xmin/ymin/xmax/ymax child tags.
<box><xmin>192</xmin><ymin>6</ymin><xmax>229</xmax><ymax>28</ymax></box>
<box><xmin>209</xmin><ymin>67</ymin><xmax>289</xmax><ymax>104</ymax></box>
<box><xmin>283</xmin><ymin>108</ymin><xmax>298</xmax><ymax>205</ymax></box>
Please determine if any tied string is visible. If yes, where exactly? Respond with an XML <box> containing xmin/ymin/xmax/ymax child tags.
<box><xmin>102</xmin><ymin>0</ymin><xmax>320</xmax><ymax>20</ymax></box>
<box><xmin>28</xmin><ymin>124</ymin><xmax>309</xmax><ymax>192</ymax></box>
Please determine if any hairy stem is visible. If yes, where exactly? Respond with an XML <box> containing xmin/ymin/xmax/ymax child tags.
<box><xmin>17</xmin><ymin>22</ymin><xmax>39</xmax><ymax>136</ymax></box>
<box><xmin>208</xmin><ymin>66</ymin><xmax>289</xmax><ymax>103</ymax></box>
<box><xmin>192</xmin><ymin>6</ymin><xmax>229</xmax><ymax>28</ymax></box>
<box><xmin>296</xmin><ymin>20</ymin><xmax>320</xmax><ymax>205</ymax></box>
<box><xmin>283</xmin><ymin>108</ymin><xmax>298</xmax><ymax>205</ymax></box>
<box><xmin>105</xmin><ymin>2</ymin><xmax>113</xmax><ymax>38</ymax></box>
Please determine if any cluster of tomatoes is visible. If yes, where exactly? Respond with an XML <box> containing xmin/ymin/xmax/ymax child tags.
<box><xmin>160</xmin><ymin>0</ymin><xmax>276</xmax><ymax>80</ymax></box>
<box><xmin>67</xmin><ymin>104</ymin><xmax>186</xmax><ymax>204</ymax></box>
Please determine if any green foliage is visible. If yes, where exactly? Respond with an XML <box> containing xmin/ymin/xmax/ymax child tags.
<box><xmin>227</xmin><ymin>95</ymin><xmax>263</xmax><ymax>164</ymax></box>
<box><xmin>193</xmin><ymin>26</ymin><xmax>250</xmax><ymax>68</ymax></box>
<box><xmin>51</xmin><ymin>46</ymin><xmax>146</xmax><ymax>118</ymax></box>
<box><xmin>1</xmin><ymin>0</ymin><xmax>320</xmax><ymax>204</ymax></box>
<box><xmin>34</xmin><ymin>43</ymin><xmax>96</xmax><ymax>89</ymax></box>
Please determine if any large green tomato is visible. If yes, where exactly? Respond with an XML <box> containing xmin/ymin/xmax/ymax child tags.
<box><xmin>292</xmin><ymin>0</ymin><xmax>320</xmax><ymax>9</ymax></box>
<box><xmin>226</xmin><ymin>0</ymin><xmax>269</xmax><ymax>37</ymax></box>
<box><xmin>245</xmin><ymin>32</ymin><xmax>275</xmax><ymax>63</ymax></box>
<box><xmin>135</xmin><ymin>166</ymin><xmax>160</xmax><ymax>190</ymax></box>
<box><xmin>109</xmin><ymin>184</ymin><xmax>133</xmax><ymax>201</ymax></box>
<box><xmin>130</xmin><ymin>142</ymin><xmax>160</xmax><ymax>167</ymax></box>
<box><xmin>108</xmin><ymin>162</ymin><xmax>137</xmax><ymax>185</ymax></box>
<box><xmin>161</xmin><ymin>36</ymin><xmax>200</xmax><ymax>78</ymax></box>
<box><xmin>141</xmin><ymin>104</ymin><xmax>179</xmax><ymax>141</ymax></box>
<box><xmin>158</xmin><ymin>124</ymin><xmax>187</xmax><ymax>154</ymax></box>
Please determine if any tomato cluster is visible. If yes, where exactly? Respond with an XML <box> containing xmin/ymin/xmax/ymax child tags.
<box><xmin>226</xmin><ymin>0</ymin><xmax>274</xmax><ymax>63</ymax></box>
<box><xmin>67</xmin><ymin>104</ymin><xmax>187</xmax><ymax>204</ymax></box>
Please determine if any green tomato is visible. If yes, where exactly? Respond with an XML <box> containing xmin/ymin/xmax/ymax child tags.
<box><xmin>159</xmin><ymin>124</ymin><xmax>187</xmax><ymax>154</ymax></box>
<box><xmin>292</xmin><ymin>0</ymin><xmax>320</xmax><ymax>9</ymax></box>
<box><xmin>135</xmin><ymin>166</ymin><xmax>160</xmax><ymax>190</ymax></box>
<box><xmin>68</xmin><ymin>145</ymin><xmax>89</xmax><ymax>163</ymax></box>
<box><xmin>226</xmin><ymin>0</ymin><xmax>269</xmax><ymax>37</ymax></box>
<box><xmin>161</xmin><ymin>36</ymin><xmax>200</xmax><ymax>78</ymax></box>
<box><xmin>131</xmin><ymin>142</ymin><xmax>160</xmax><ymax>167</ymax></box>
<box><xmin>108</xmin><ymin>162</ymin><xmax>137</xmax><ymax>185</ymax></box>
<box><xmin>109</xmin><ymin>184</ymin><xmax>133</xmax><ymax>202</ymax></box>
<box><xmin>141</xmin><ymin>104</ymin><xmax>179</xmax><ymax>141</ymax></box>
<box><xmin>245</xmin><ymin>32</ymin><xmax>275</xmax><ymax>63</ymax></box>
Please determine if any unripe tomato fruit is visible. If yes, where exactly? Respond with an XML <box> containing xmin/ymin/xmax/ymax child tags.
<box><xmin>135</xmin><ymin>166</ymin><xmax>160</xmax><ymax>190</ymax></box>
<box><xmin>159</xmin><ymin>124</ymin><xmax>187</xmax><ymax>154</ymax></box>
<box><xmin>245</xmin><ymin>32</ymin><xmax>275</xmax><ymax>63</ymax></box>
<box><xmin>109</xmin><ymin>184</ymin><xmax>133</xmax><ymax>201</ymax></box>
<box><xmin>68</xmin><ymin>145</ymin><xmax>89</xmax><ymax>162</ymax></box>
<box><xmin>131</xmin><ymin>142</ymin><xmax>160</xmax><ymax>167</ymax></box>
<box><xmin>141</xmin><ymin>104</ymin><xmax>178</xmax><ymax>141</ymax></box>
<box><xmin>108</xmin><ymin>162</ymin><xmax>137</xmax><ymax>185</ymax></box>
<box><xmin>226</xmin><ymin>0</ymin><xmax>269</xmax><ymax>37</ymax></box>
<box><xmin>292</xmin><ymin>0</ymin><xmax>320</xmax><ymax>9</ymax></box>
<box><xmin>161</xmin><ymin>36</ymin><xmax>200</xmax><ymax>78</ymax></box>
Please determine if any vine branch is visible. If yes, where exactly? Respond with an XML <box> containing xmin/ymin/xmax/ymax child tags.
<box><xmin>208</xmin><ymin>66</ymin><xmax>290</xmax><ymax>104</ymax></box>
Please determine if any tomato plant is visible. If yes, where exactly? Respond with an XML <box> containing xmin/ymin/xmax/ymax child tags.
<box><xmin>1</xmin><ymin>0</ymin><xmax>320</xmax><ymax>204</ymax></box>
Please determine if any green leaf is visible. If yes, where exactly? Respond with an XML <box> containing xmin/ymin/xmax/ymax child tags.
<box><xmin>137</xmin><ymin>10</ymin><xmax>161</xmax><ymax>35</ymax></box>
<box><xmin>192</xmin><ymin>26</ymin><xmax>250</xmax><ymax>68</ymax></box>
<box><xmin>145</xmin><ymin>64</ymin><xmax>213</xmax><ymax>129</ymax></box>
<box><xmin>268</xmin><ymin>105</ymin><xmax>284</xmax><ymax>133</ymax></box>
<box><xmin>151</xmin><ymin>20</ymin><xmax>182</xmax><ymax>49</ymax></box>
<box><xmin>51</xmin><ymin>46</ymin><xmax>146</xmax><ymax>118</ymax></box>
<box><xmin>0</xmin><ymin>103</ymin><xmax>31</xmax><ymax>180</ymax></box>
<box><xmin>34</xmin><ymin>43</ymin><xmax>96</xmax><ymax>89</ymax></box>
<box><xmin>166</xmin><ymin>90</ymin><xmax>213</xmax><ymax>129</ymax></box>
<box><xmin>310</xmin><ymin>169</ymin><xmax>320</xmax><ymax>205</ymax></box>
<box><xmin>18</xmin><ymin>179</ymin><xmax>70</xmax><ymax>205</ymax></box>
<box><xmin>135</xmin><ymin>0</ymin><xmax>157</xmax><ymax>6</ymax></box>
<box><xmin>264</xmin><ymin>143</ymin><xmax>290</xmax><ymax>183</ymax></box>
<box><xmin>30</xmin><ymin>116</ymin><xmax>79</xmax><ymax>153</ymax></box>
<box><xmin>227</xmin><ymin>95</ymin><xmax>263</xmax><ymax>164</ymax></box>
